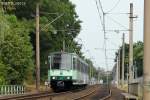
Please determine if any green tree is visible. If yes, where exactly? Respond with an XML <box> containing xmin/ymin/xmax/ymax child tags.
<box><xmin>114</xmin><ymin>41</ymin><xmax>143</xmax><ymax>79</ymax></box>
<box><xmin>133</xmin><ymin>41</ymin><xmax>143</xmax><ymax>77</ymax></box>
<box><xmin>0</xmin><ymin>61</ymin><xmax>7</xmax><ymax>85</ymax></box>
<box><xmin>0</xmin><ymin>11</ymin><xmax>34</xmax><ymax>84</ymax></box>
<box><xmin>37</xmin><ymin>0</ymin><xmax>82</xmax><ymax>81</ymax></box>
<box><xmin>2</xmin><ymin>0</ymin><xmax>82</xmax><ymax>82</ymax></box>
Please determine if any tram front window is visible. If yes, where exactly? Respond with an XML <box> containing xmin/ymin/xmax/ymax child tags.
<box><xmin>51</xmin><ymin>53</ymin><xmax>72</xmax><ymax>70</ymax></box>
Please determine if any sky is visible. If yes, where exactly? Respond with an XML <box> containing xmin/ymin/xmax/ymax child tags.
<box><xmin>70</xmin><ymin>0</ymin><xmax>144</xmax><ymax>71</ymax></box>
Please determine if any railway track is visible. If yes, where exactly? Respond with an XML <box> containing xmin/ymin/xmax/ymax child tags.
<box><xmin>71</xmin><ymin>85</ymin><xmax>111</xmax><ymax>100</ymax></box>
<box><xmin>0</xmin><ymin>86</ymin><xmax>91</xmax><ymax>100</ymax></box>
<box><xmin>0</xmin><ymin>91</ymin><xmax>72</xmax><ymax>100</ymax></box>
<box><xmin>71</xmin><ymin>88</ymin><xmax>97</xmax><ymax>100</ymax></box>
<box><xmin>72</xmin><ymin>88</ymin><xmax>111</xmax><ymax>100</ymax></box>
<box><xmin>99</xmin><ymin>90</ymin><xmax>111</xmax><ymax>100</ymax></box>
<box><xmin>0</xmin><ymin>85</ymin><xmax>108</xmax><ymax>100</ymax></box>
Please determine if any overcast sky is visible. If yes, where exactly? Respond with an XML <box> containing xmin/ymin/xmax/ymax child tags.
<box><xmin>70</xmin><ymin>0</ymin><xmax>144</xmax><ymax>71</ymax></box>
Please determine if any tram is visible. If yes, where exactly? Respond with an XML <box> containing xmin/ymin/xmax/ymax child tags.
<box><xmin>48</xmin><ymin>52</ymin><xmax>89</xmax><ymax>90</ymax></box>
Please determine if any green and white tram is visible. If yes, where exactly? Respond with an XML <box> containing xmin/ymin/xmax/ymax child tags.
<box><xmin>48</xmin><ymin>52</ymin><xmax>89</xmax><ymax>90</ymax></box>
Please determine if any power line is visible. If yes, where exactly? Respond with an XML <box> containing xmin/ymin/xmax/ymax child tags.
<box><xmin>105</xmin><ymin>29</ymin><xmax>129</xmax><ymax>32</ymax></box>
<box><xmin>95</xmin><ymin>0</ymin><xmax>104</xmax><ymax>29</ymax></box>
<box><xmin>106</xmin><ymin>0</ymin><xmax>121</xmax><ymax>13</ymax></box>
<box><xmin>47</xmin><ymin>29</ymin><xmax>80</xmax><ymax>32</ymax></box>
<box><xmin>41</xmin><ymin>13</ymin><xmax>64</xmax><ymax>31</ymax></box>
<box><xmin>98</xmin><ymin>0</ymin><xmax>104</xmax><ymax>14</ymax></box>
<box><xmin>94</xmin><ymin>0</ymin><xmax>106</xmax><ymax>51</ymax></box>
<box><xmin>107</xmin><ymin>39</ymin><xmax>121</xmax><ymax>47</ymax></box>
<box><xmin>106</xmin><ymin>12</ymin><xmax>129</xmax><ymax>15</ymax></box>
<box><xmin>94</xmin><ymin>0</ymin><xmax>112</xmax><ymax>85</ymax></box>
<box><xmin>106</xmin><ymin>15</ymin><xmax>128</xmax><ymax>30</ymax></box>
<box><xmin>95</xmin><ymin>0</ymin><xmax>108</xmax><ymax>71</ymax></box>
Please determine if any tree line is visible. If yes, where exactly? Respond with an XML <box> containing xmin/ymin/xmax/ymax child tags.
<box><xmin>0</xmin><ymin>0</ymin><xmax>143</xmax><ymax>85</ymax></box>
<box><xmin>0</xmin><ymin>0</ymin><xmax>97</xmax><ymax>85</ymax></box>
<box><xmin>114</xmin><ymin>41</ymin><xmax>143</xmax><ymax>80</ymax></box>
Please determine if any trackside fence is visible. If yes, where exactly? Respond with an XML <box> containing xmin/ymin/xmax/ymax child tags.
<box><xmin>0</xmin><ymin>85</ymin><xmax>25</xmax><ymax>95</ymax></box>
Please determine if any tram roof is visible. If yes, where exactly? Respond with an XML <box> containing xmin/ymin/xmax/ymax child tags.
<box><xmin>49</xmin><ymin>51</ymin><xmax>76</xmax><ymax>55</ymax></box>
<box><xmin>49</xmin><ymin>51</ymin><xmax>88</xmax><ymax>66</ymax></box>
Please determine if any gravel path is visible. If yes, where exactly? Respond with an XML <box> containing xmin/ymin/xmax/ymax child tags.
<box><xmin>107</xmin><ymin>87</ymin><xmax>124</xmax><ymax>100</ymax></box>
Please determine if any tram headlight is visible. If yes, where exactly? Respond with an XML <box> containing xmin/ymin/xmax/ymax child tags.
<box><xmin>67</xmin><ymin>76</ymin><xmax>70</xmax><ymax>79</ymax></box>
<box><xmin>52</xmin><ymin>76</ymin><xmax>56</xmax><ymax>79</ymax></box>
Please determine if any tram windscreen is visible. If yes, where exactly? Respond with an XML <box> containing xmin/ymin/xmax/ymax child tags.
<box><xmin>51</xmin><ymin>53</ymin><xmax>72</xmax><ymax>70</ymax></box>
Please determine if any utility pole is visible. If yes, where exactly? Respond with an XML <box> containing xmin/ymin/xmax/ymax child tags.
<box><xmin>116</xmin><ymin>55</ymin><xmax>119</xmax><ymax>87</ymax></box>
<box><xmin>36</xmin><ymin>3</ymin><xmax>40</xmax><ymax>92</ymax></box>
<box><xmin>143</xmin><ymin>0</ymin><xmax>150</xmax><ymax>99</ymax></box>
<box><xmin>117</xmin><ymin>49</ymin><xmax>121</xmax><ymax>87</ymax></box>
<box><xmin>63</xmin><ymin>40</ymin><xmax>65</xmax><ymax>52</ymax></box>
<box><xmin>127</xmin><ymin>64</ymin><xmax>129</xmax><ymax>93</ymax></box>
<box><xmin>122</xmin><ymin>33</ymin><xmax>125</xmax><ymax>86</ymax></box>
<box><xmin>98</xmin><ymin>67</ymin><xmax>101</xmax><ymax>84</ymax></box>
<box><xmin>91</xmin><ymin>66</ymin><xmax>93</xmax><ymax>85</ymax></box>
<box><xmin>103</xmin><ymin>13</ymin><xmax>109</xmax><ymax>90</ymax></box>
<box><xmin>129</xmin><ymin>3</ymin><xmax>133</xmax><ymax>83</ymax></box>
<box><xmin>118</xmin><ymin>49</ymin><xmax>121</xmax><ymax>86</ymax></box>
<box><xmin>89</xmin><ymin>66</ymin><xmax>91</xmax><ymax>84</ymax></box>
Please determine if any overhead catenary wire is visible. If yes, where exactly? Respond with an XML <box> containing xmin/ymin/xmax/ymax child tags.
<box><xmin>94</xmin><ymin>0</ymin><xmax>109</xmax><ymax>89</ymax></box>
<box><xmin>106</xmin><ymin>12</ymin><xmax>130</xmax><ymax>15</ymax></box>
<box><xmin>106</xmin><ymin>15</ymin><xmax>129</xmax><ymax>30</ymax></box>
<box><xmin>98</xmin><ymin>0</ymin><xmax>104</xmax><ymax>14</ymax></box>
<box><xmin>94</xmin><ymin>1</ymin><xmax>132</xmax><ymax>85</ymax></box>
<box><xmin>95</xmin><ymin>0</ymin><xmax>104</xmax><ymax>30</ymax></box>
<box><xmin>97</xmin><ymin>0</ymin><xmax>128</xmax><ymax>71</ymax></box>
<box><xmin>107</xmin><ymin>38</ymin><xmax>122</xmax><ymax>47</ymax></box>
<box><xmin>94</xmin><ymin>0</ymin><xmax>108</xmax><ymax>68</ymax></box>
<box><xmin>106</xmin><ymin>0</ymin><xmax>121</xmax><ymax>13</ymax></box>
<box><xmin>97</xmin><ymin>0</ymin><xmax>106</xmax><ymax>38</ymax></box>
<box><xmin>94</xmin><ymin>0</ymin><xmax>106</xmax><ymax>48</ymax></box>
<box><xmin>41</xmin><ymin>13</ymin><xmax>64</xmax><ymax>31</ymax></box>
<box><xmin>94</xmin><ymin>0</ymin><xmax>125</xmax><ymax>74</ymax></box>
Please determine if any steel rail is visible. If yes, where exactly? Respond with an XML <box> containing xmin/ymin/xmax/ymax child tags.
<box><xmin>0</xmin><ymin>85</ymin><xmax>97</xmax><ymax>100</ymax></box>
<box><xmin>0</xmin><ymin>91</ymin><xmax>72</xmax><ymax>100</ymax></box>
<box><xmin>99</xmin><ymin>90</ymin><xmax>112</xmax><ymax>100</ymax></box>
<box><xmin>72</xmin><ymin>86</ymin><xmax>111</xmax><ymax>100</ymax></box>
<box><xmin>71</xmin><ymin>88</ymin><xmax>97</xmax><ymax>100</ymax></box>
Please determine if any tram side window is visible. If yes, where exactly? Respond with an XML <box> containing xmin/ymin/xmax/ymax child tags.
<box><xmin>86</xmin><ymin>65</ymin><xmax>88</xmax><ymax>74</ymax></box>
<box><xmin>73</xmin><ymin>58</ymin><xmax>77</xmax><ymax>70</ymax></box>
<box><xmin>80</xmin><ymin>61</ymin><xmax>82</xmax><ymax>72</ymax></box>
<box><xmin>48</xmin><ymin>56</ymin><xmax>51</xmax><ymax>70</ymax></box>
<box><xmin>77</xmin><ymin>59</ymin><xmax>80</xmax><ymax>71</ymax></box>
<box><xmin>85</xmin><ymin>65</ymin><xmax>87</xmax><ymax>73</ymax></box>
<box><xmin>82</xmin><ymin>63</ymin><xmax>84</xmax><ymax>73</ymax></box>
<box><xmin>83</xmin><ymin>64</ymin><xmax>86</xmax><ymax>73</ymax></box>
<box><xmin>81</xmin><ymin>62</ymin><xmax>83</xmax><ymax>73</ymax></box>
<box><xmin>84</xmin><ymin>64</ymin><xmax>86</xmax><ymax>73</ymax></box>
<box><xmin>86</xmin><ymin>65</ymin><xmax>87</xmax><ymax>73</ymax></box>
